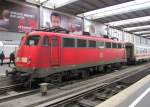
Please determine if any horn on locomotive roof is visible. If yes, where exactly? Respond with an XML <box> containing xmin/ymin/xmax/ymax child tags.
<box><xmin>111</xmin><ymin>37</ymin><xmax>119</xmax><ymax>41</ymax></box>
<box><xmin>103</xmin><ymin>35</ymin><xmax>109</xmax><ymax>39</ymax></box>
<box><xmin>83</xmin><ymin>31</ymin><xmax>90</xmax><ymax>36</ymax></box>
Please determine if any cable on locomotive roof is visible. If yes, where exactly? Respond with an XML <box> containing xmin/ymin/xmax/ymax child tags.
<box><xmin>36</xmin><ymin>27</ymin><xmax>69</xmax><ymax>34</ymax></box>
<box><xmin>111</xmin><ymin>37</ymin><xmax>119</xmax><ymax>41</ymax></box>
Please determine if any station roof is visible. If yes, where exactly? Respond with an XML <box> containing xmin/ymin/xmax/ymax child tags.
<box><xmin>26</xmin><ymin>0</ymin><xmax>150</xmax><ymax>39</ymax></box>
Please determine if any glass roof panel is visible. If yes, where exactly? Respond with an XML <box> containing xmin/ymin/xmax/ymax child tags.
<box><xmin>106</xmin><ymin>16</ymin><xmax>150</xmax><ymax>26</ymax></box>
<box><xmin>123</xmin><ymin>25</ymin><xmax>150</xmax><ymax>31</ymax></box>
<box><xmin>134</xmin><ymin>31</ymin><xmax>150</xmax><ymax>34</ymax></box>
<box><xmin>78</xmin><ymin>0</ymin><xmax>150</xmax><ymax>20</ymax></box>
<box><xmin>44</xmin><ymin>0</ymin><xmax>78</xmax><ymax>8</ymax></box>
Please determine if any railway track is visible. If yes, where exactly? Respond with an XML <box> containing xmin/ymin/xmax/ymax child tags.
<box><xmin>0</xmin><ymin>83</ymin><xmax>25</xmax><ymax>94</ymax></box>
<box><xmin>0</xmin><ymin>64</ymin><xmax>128</xmax><ymax>98</ymax></box>
<box><xmin>0</xmin><ymin>76</ymin><xmax>13</xmax><ymax>87</ymax></box>
<box><xmin>33</xmin><ymin>64</ymin><xmax>150</xmax><ymax>107</ymax></box>
<box><xmin>0</xmin><ymin>63</ymin><xmax>149</xmax><ymax>107</ymax></box>
<box><xmin>0</xmin><ymin>88</ymin><xmax>39</xmax><ymax>103</ymax></box>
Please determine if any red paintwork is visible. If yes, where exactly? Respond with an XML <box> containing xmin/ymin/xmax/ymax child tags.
<box><xmin>16</xmin><ymin>31</ymin><xmax>126</xmax><ymax>73</ymax></box>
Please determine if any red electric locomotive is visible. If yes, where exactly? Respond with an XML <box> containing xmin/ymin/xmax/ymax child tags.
<box><xmin>13</xmin><ymin>29</ymin><xmax>126</xmax><ymax>82</ymax></box>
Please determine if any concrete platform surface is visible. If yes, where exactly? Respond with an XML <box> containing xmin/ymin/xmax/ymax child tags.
<box><xmin>95</xmin><ymin>74</ymin><xmax>150</xmax><ymax>107</ymax></box>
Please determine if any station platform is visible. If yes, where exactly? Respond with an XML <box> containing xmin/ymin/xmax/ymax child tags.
<box><xmin>95</xmin><ymin>74</ymin><xmax>150</xmax><ymax>107</ymax></box>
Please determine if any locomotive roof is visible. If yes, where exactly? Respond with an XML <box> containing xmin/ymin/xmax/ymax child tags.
<box><xmin>28</xmin><ymin>31</ymin><xmax>124</xmax><ymax>43</ymax></box>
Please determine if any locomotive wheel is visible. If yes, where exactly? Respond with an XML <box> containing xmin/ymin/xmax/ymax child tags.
<box><xmin>81</xmin><ymin>69</ymin><xmax>89</xmax><ymax>79</ymax></box>
<box><xmin>114</xmin><ymin>63</ymin><xmax>122</xmax><ymax>70</ymax></box>
<box><xmin>49</xmin><ymin>73</ymin><xmax>63</xmax><ymax>85</ymax></box>
<box><xmin>97</xmin><ymin>66</ymin><xmax>104</xmax><ymax>72</ymax></box>
<box><xmin>104</xmin><ymin>65</ymin><xmax>112</xmax><ymax>72</ymax></box>
<box><xmin>24</xmin><ymin>80</ymin><xmax>32</xmax><ymax>89</ymax></box>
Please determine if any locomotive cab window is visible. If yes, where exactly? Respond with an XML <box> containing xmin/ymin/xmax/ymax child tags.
<box><xmin>63</xmin><ymin>38</ymin><xmax>75</xmax><ymax>47</ymax></box>
<box><xmin>89</xmin><ymin>40</ymin><xmax>96</xmax><ymax>47</ymax></box>
<box><xmin>41</xmin><ymin>36</ymin><xmax>49</xmax><ymax>46</ymax></box>
<box><xmin>122</xmin><ymin>44</ymin><xmax>125</xmax><ymax>48</ymax></box>
<box><xmin>106</xmin><ymin>42</ymin><xmax>111</xmax><ymax>48</ymax></box>
<box><xmin>96</xmin><ymin>42</ymin><xmax>104</xmax><ymax>48</ymax></box>
<box><xmin>118</xmin><ymin>43</ymin><xmax>122</xmax><ymax>48</ymax></box>
<box><xmin>77</xmin><ymin>39</ymin><xmax>87</xmax><ymax>47</ymax></box>
<box><xmin>112</xmin><ymin>43</ymin><xmax>117</xmax><ymax>48</ymax></box>
<box><xmin>26</xmin><ymin>35</ymin><xmax>40</xmax><ymax>46</ymax></box>
<box><xmin>52</xmin><ymin>36</ymin><xmax>58</xmax><ymax>47</ymax></box>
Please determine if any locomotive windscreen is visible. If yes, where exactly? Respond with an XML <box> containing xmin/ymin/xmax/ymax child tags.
<box><xmin>26</xmin><ymin>35</ymin><xmax>40</xmax><ymax>46</ymax></box>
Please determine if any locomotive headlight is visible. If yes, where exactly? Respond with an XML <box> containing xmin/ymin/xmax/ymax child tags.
<box><xmin>16</xmin><ymin>57</ymin><xmax>21</xmax><ymax>62</ymax></box>
<box><xmin>22</xmin><ymin>57</ymin><xmax>28</xmax><ymax>63</ymax></box>
<box><xmin>16</xmin><ymin>57</ymin><xmax>31</xmax><ymax>64</ymax></box>
<box><xmin>21</xmin><ymin>57</ymin><xmax>31</xmax><ymax>64</ymax></box>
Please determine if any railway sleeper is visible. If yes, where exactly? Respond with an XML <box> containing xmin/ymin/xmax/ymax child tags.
<box><xmin>78</xmin><ymin>99</ymin><xmax>99</xmax><ymax>107</ymax></box>
<box><xmin>95</xmin><ymin>94</ymin><xmax>109</xmax><ymax>101</ymax></box>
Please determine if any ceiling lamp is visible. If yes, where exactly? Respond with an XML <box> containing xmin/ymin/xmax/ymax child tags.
<box><xmin>134</xmin><ymin>30</ymin><xmax>150</xmax><ymax>34</ymax></box>
<box><xmin>106</xmin><ymin>16</ymin><xmax>150</xmax><ymax>26</ymax></box>
<box><xmin>43</xmin><ymin>0</ymin><xmax>78</xmax><ymax>9</ymax></box>
<box><xmin>123</xmin><ymin>25</ymin><xmax>150</xmax><ymax>31</ymax></box>
<box><xmin>141</xmin><ymin>34</ymin><xmax>150</xmax><ymax>37</ymax></box>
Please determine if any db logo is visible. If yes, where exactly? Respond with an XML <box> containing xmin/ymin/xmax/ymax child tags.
<box><xmin>99</xmin><ymin>53</ymin><xmax>103</xmax><ymax>58</ymax></box>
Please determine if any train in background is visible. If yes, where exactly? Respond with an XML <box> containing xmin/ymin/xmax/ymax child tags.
<box><xmin>0</xmin><ymin>41</ymin><xmax>19</xmax><ymax>63</ymax></box>
<box><xmin>126</xmin><ymin>42</ymin><xmax>150</xmax><ymax>63</ymax></box>
<box><xmin>7</xmin><ymin>28</ymin><xmax>150</xmax><ymax>83</ymax></box>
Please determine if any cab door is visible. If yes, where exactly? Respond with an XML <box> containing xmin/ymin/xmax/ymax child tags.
<box><xmin>40</xmin><ymin>36</ymin><xmax>50</xmax><ymax>67</ymax></box>
<box><xmin>51</xmin><ymin>36</ymin><xmax>60</xmax><ymax>66</ymax></box>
